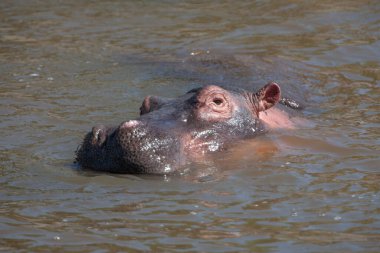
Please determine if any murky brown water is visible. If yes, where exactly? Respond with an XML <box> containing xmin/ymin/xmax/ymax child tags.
<box><xmin>1</xmin><ymin>1</ymin><xmax>379</xmax><ymax>252</ymax></box>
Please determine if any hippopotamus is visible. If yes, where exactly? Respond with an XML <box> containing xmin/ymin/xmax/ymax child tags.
<box><xmin>76</xmin><ymin>81</ymin><xmax>301</xmax><ymax>174</ymax></box>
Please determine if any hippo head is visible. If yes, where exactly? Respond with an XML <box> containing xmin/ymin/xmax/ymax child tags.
<box><xmin>76</xmin><ymin>82</ymin><xmax>281</xmax><ymax>174</ymax></box>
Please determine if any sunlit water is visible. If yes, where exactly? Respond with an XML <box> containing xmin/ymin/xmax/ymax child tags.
<box><xmin>0</xmin><ymin>1</ymin><xmax>379</xmax><ymax>252</ymax></box>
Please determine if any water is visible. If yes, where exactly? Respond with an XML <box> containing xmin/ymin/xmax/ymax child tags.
<box><xmin>1</xmin><ymin>1</ymin><xmax>379</xmax><ymax>252</ymax></box>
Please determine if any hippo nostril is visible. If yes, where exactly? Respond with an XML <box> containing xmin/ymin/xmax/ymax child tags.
<box><xmin>91</xmin><ymin>125</ymin><xmax>107</xmax><ymax>146</ymax></box>
<box><xmin>94</xmin><ymin>129</ymin><xmax>102</xmax><ymax>141</ymax></box>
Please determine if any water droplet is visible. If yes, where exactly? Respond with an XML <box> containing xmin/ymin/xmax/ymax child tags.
<box><xmin>163</xmin><ymin>174</ymin><xmax>171</xmax><ymax>182</ymax></box>
<box><xmin>164</xmin><ymin>165</ymin><xmax>171</xmax><ymax>173</ymax></box>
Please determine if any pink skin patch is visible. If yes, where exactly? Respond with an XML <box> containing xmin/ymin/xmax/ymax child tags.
<box><xmin>259</xmin><ymin>107</ymin><xmax>298</xmax><ymax>130</ymax></box>
<box><xmin>121</xmin><ymin>120</ymin><xmax>141</xmax><ymax>129</ymax></box>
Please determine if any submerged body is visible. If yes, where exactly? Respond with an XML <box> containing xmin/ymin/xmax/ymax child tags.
<box><xmin>76</xmin><ymin>82</ymin><xmax>301</xmax><ymax>174</ymax></box>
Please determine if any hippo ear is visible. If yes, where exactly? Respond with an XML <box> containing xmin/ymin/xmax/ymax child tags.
<box><xmin>140</xmin><ymin>96</ymin><xmax>173</xmax><ymax>115</ymax></box>
<box><xmin>256</xmin><ymin>82</ymin><xmax>281</xmax><ymax>112</ymax></box>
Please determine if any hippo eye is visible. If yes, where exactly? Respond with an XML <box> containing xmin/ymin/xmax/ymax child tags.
<box><xmin>208</xmin><ymin>94</ymin><xmax>228</xmax><ymax>112</ymax></box>
<box><xmin>213</xmin><ymin>98</ymin><xmax>224</xmax><ymax>106</ymax></box>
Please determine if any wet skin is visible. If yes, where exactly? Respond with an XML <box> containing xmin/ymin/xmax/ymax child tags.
<box><xmin>76</xmin><ymin>82</ymin><xmax>297</xmax><ymax>174</ymax></box>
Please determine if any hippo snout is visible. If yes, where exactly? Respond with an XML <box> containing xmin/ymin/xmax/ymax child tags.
<box><xmin>77</xmin><ymin>118</ymin><xmax>183</xmax><ymax>174</ymax></box>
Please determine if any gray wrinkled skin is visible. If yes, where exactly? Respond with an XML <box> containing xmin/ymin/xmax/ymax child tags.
<box><xmin>76</xmin><ymin>83</ymin><xmax>280</xmax><ymax>174</ymax></box>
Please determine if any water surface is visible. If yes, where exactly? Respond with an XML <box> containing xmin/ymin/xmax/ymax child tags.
<box><xmin>0</xmin><ymin>1</ymin><xmax>379</xmax><ymax>252</ymax></box>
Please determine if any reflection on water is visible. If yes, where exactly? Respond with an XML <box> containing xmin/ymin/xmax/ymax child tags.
<box><xmin>0</xmin><ymin>0</ymin><xmax>379</xmax><ymax>252</ymax></box>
